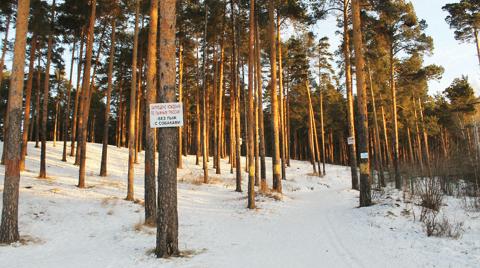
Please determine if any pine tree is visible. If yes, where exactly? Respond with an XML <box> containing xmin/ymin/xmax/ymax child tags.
<box><xmin>0</xmin><ymin>0</ymin><xmax>31</xmax><ymax>244</ymax></box>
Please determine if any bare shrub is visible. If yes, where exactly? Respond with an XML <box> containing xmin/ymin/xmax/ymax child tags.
<box><xmin>416</xmin><ymin>177</ymin><xmax>443</xmax><ymax>211</ymax></box>
<box><xmin>422</xmin><ymin>208</ymin><xmax>464</xmax><ymax>239</ymax></box>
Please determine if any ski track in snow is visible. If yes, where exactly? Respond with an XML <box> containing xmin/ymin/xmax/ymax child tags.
<box><xmin>0</xmin><ymin>142</ymin><xmax>479</xmax><ymax>268</ymax></box>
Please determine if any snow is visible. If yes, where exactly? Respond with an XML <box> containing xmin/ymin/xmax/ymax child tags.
<box><xmin>0</xmin><ymin>141</ymin><xmax>479</xmax><ymax>267</ymax></box>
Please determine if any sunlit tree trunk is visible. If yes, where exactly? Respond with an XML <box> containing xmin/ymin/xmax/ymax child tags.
<box><xmin>247</xmin><ymin>0</ymin><xmax>256</xmax><ymax>209</ymax></box>
<box><xmin>144</xmin><ymin>0</ymin><xmax>158</xmax><ymax>226</ymax></box>
<box><xmin>276</xmin><ymin>11</ymin><xmax>286</xmax><ymax>181</ymax></box>
<box><xmin>126</xmin><ymin>0</ymin><xmax>140</xmax><ymax>201</ymax></box>
<box><xmin>178</xmin><ymin>43</ymin><xmax>183</xmax><ymax>169</ymax></box>
<box><xmin>352</xmin><ymin>0</ymin><xmax>371</xmax><ymax>206</ymax></box>
<box><xmin>367</xmin><ymin>64</ymin><xmax>385</xmax><ymax>187</ymax></box>
<box><xmin>77</xmin><ymin>0</ymin><xmax>97</xmax><ymax>188</ymax></box>
<box><xmin>20</xmin><ymin>35</ymin><xmax>37</xmax><ymax>171</ymax></box>
<box><xmin>156</xmin><ymin>0</ymin><xmax>179</xmax><ymax>257</ymax></box>
<box><xmin>62</xmin><ymin>39</ymin><xmax>76</xmax><ymax>162</ymax></box>
<box><xmin>216</xmin><ymin>21</ymin><xmax>225</xmax><ymax>175</ymax></box>
<box><xmin>319</xmin><ymin>88</ymin><xmax>326</xmax><ymax>175</ymax></box>
<box><xmin>268</xmin><ymin>0</ymin><xmax>281</xmax><ymax>192</ymax></box>
<box><xmin>71</xmin><ymin>29</ymin><xmax>85</xmax><ymax>157</ymax></box>
<box><xmin>343</xmin><ymin>0</ymin><xmax>358</xmax><ymax>189</ymax></box>
<box><xmin>100</xmin><ymin>19</ymin><xmax>116</xmax><ymax>177</ymax></box>
<box><xmin>202</xmin><ymin>4</ymin><xmax>209</xmax><ymax>183</ymax></box>
<box><xmin>39</xmin><ymin>0</ymin><xmax>56</xmax><ymax>179</ymax></box>
<box><xmin>389</xmin><ymin>51</ymin><xmax>401</xmax><ymax>189</ymax></box>
<box><xmin>34</xmin><ymin>53</ymin><xmax>41</xmax><ymax>148</ymax></box>
<box><xmin>305</xmin><ymin>81</ymin><xmax>317</xmax><ymax>174</ymax></box>
<box><xmin>0</xmin><ymin>0</ymin><xmax>30</xmax><ymax>244</ymax></box>
<box><xmin>255</xmin><ymin>13</ymin><xmax>268</xmax><ymax>189</ymax></box>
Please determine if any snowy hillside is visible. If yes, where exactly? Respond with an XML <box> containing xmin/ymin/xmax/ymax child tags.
<box><xmin>0</xmin><ymin>142</ymin><xmax>479</xmax><ymax>267</ymax></box>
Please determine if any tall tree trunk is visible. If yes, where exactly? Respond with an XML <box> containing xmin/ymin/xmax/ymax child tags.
<box><xmin>246</xmin><ymin>0</ymin><xmax>256</xmax><ymax>209</ymax></box>
<box><xmin>53</xmin><ymin>97</ymin><xmax>59</xmax><ymax>147</ymax></box>
<box><xmin>20</xmin><ymin>35</ymin><xmax>37</xmax><ymax>171</ymax></box>
<box><xmin>216</xmin><ymin>17</ymin><xmax>225</xmax><ymax>175</ymax></box>
<box><xmin>367</xmin><ymin>64</ymin><xmax>385</xmax><ymax>187</ymax></box>
<box><xmin>474</xmin><ymin>28</ymin><xmax>480</xmax><ymax>67</ymax></box>
<box><xmin>0</xmin><ymin>0</ymin><xmax>30</xmax><ymax>244</ymax></box>
<box><xmin>77</xmin><ymin>0</ymin><xmax>97</xmax><ymax>188</ymax></box>
<box><xmin>306</xmin><ymin>81</ymin><xmax>318</xmax><ymax>174</ymax></box>
<box><xmin>0</xmin><ymin>13</ymin><xmax>11</xmax><ymax>165</ymax></box>
<box><xmin>381</xmin><ymin>105</ymin><xmax>392</xmax><ymax>166</ymax></box>
<box><xmin>71</xmin><ymin>29</ymin><xmax>85</xmax><ymax>156</ymax></box>
<box><xmin>268</xmin><ymin>0</ymin><xmax>281</xmax><ymax>193</ymax></box>
<box><xmin>0</xmin><ymin>12</ymin><xmax>11</xmax><ymax>91</ymax></box>
<box><xmin>276</xmin><ymin>11</ymin><xmax>286</xmax><ymax>181</ymax></box>
<box><xmin>39</xmin><ymin>0</ymin><xmax>56</xmax><ymax>179</ymax></box>
<box><xmin>352</xmin><ymin>0</ymin><xmax>371</xmax><ymax>206</ymax></box>
<box><xmin>319</xmin><ymin>88</ymin><xmax>326</xmax><ymax>175</ymax></box>
<box><xmin>254</xmin><ymin>14</ymin><xmax>267</xmax><ymax>190</ymax></box>
<box><xmin>202</xmin><ymin>4</ymin><xmax>209</xmax><ymax>183</ymax></box>
<box><xmin>34</xmin><ymin>54</ymin><xmax>41</xmax><ymax>148</ymax></box>
<box><xmin>389</xmin><ymin>51</ymin><xmax>401</xmax><ymax>189</ymax></box>
<box><xmin>418</xmin><ymin>99</ymin><xmax>431</xmax><ymax>167</ymax></box>
<box><xmin>156</xmin><ymin>0</ymin><xmax>179</xmax><ymax>257</ymax></box>
<box><xmin>178</xmin><ymin>43</ymin><xmax>183</xmax><ymax>169</ymax></box>
<box><xmin>126</xmin><ymin>0</ymin><xmax>140</xmax><ymax>201</ymax></box>
<box><xmin>195</xmin><ymin>40</ymin><xmax>201</xmax><ymax>166</ymax></box>
<box><xmin>343</xmin><ymin>0</ymin><xmax>358</xmax><ymax>189</ymax></box>
<box><xmin>100</xmin><ymin>19</ymin><xmax>116</xmax><ymax>177</ymax></box>
<box><xmin>144</xmin><ymin>0</ymin><xmax>157</xmax><ymax>226</ymax></box>
<box><xmin>235</xmin><ymin>42</ymin><xmax>242</xmax><ymax>192</ymax></box>
<box><xmin>62</xmin><ymin>39</ymin><xmax>76</xmax><ymax>162</ymax></box>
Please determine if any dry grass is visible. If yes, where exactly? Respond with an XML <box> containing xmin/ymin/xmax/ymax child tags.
<box><xmin>101</xmin><ymin>196</ymin><xmax>119</xmax><ymax>207</ymax></box>
<box><xmin>257</xmin><ymin>189</ymin><xmax>283</xmax><ymax>201</ymax></box>
<box><xmin>179</xmin><ymin>175</ymin><xmax>225</xmax><ymax>186</ymax></box>
<box><xmin>134</xmin><ymin>219</ymin><xmax>155</xmax><ymax>235</ymax></box>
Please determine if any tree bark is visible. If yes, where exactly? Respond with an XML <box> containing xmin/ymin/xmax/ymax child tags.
<box><xmin>77</xmin><ymin>0</ymin><xmax>96</xmax><ymax>188</ymax></box>
<box><xmin>247</xmin><ymin>0</ymin><xmax>256</xmax><ymax>209</ymax></box>
<box><xmin>268</xmin><ymin>0</ymin><xmax>281</xmax><ymax>193</ymax></box>
<box><xmin>0</xmin><ymin>0</ymin><xmax>30</xmax><ymax>244</ymax></box>
<box><xmin>255</xmin><ymin>15</ymin><xmax>267</xmax><ymax>191</ymax></box>
<box><xmin>202</xmin><ymin>4</ymin><xmax>209</xmax><ymax>183</ymax></box>
<box><xmin>20</xmin><ymin>35</ymin><xmax>37</xmax><ymax>171</ymax></box>
<box><xmin>156</xmin><ymin>0</ymin><xmax>179</xmax><ymax>257</ymax></box>
<box><xmin>62</xmin><ymin>39</ymin><xmax>76</xmax><ymax>162</ymax></box>
<box><xmin>389</xmin><ymin>52</ymin><xmax>401</xmax><ymax>189</ymax></box>
<box><xmin>39</xmin><ymin>0</ymin><xmax>56</xmax><ymax>179</ymax></box>
<box><xmin>100</xmin><ymin>19</ymin><xmax>116</xmax><ymax>177</ymax></box>
<box><xmin>144</xmin><ymin>0</ymin><xmax>158</xmax><ymax>226</ymax></box>
<box><xmin>71</xmin><ymin>29</ymin><xmax>85</xmax><ymax>157</ymax></box>
<box><xmin>276</xmin><ymin>11</ymin><xmax>286</xmax><ymax>181</ymax></box>
<box><xmin>178</xmin><ymin>43</ymin><xmax>183</xmax><ymax>169</ymax></box>
<box><xmin>342</xmin><ymin>0</ymin><xmax>358</xmax><ymax>189</ymax></box>
<box><xmin>352</xmin><ymin>0</ymin><xmax>372</xmax><ymax>207</ymax></box>
<box><xmin>306</xmin><ymin>81</ymin><xmax>318</xmax><ymax>174</ymax></box>
<box><xmin>126</xmin><ymin>0</ymin><xmax>140</xmax><ymax>201</ymax></box>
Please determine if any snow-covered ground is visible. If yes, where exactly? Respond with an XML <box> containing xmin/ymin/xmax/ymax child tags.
<box><xmin>0</xmin><ymin>141</ymin><xmax>479</xmax><ymax>268</ymax></box>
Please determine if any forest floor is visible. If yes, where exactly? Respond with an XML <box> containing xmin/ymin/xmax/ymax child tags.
<box><xmin>0</xmin><ymin>141</ymin><xmax>479</xmax><ymax>268</ymax></box>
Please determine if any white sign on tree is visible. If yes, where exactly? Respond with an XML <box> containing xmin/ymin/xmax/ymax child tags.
<box><xmin>150</xmin><ymin>102</ymin><xmax>184</xmax><ymax>128</ymax></box>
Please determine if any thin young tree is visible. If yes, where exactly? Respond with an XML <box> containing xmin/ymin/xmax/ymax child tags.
<box><xmin>19</xmin><ymin>35</ymin><xmax>37</xmax><ymax>171</ymax></box>
<box><xmin>100</xmin><ymin>17</ymin><xmax>117</xmax><ymax>176</ymax></box>
<box><xmin>39</xmin><ymin>0</ymin><xmax>56</xmax><ymax>179</ymax></box>
<box><xmin>0</xmin><ymin>0</ymin><xmax>31</xmax><ymax>244</ymax></box>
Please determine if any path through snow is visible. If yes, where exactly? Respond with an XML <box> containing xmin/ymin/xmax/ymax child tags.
<box><xmin>0</xmin><ymin>142</ymin><xmax>478</xmax><ymax>267</ymax></box>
